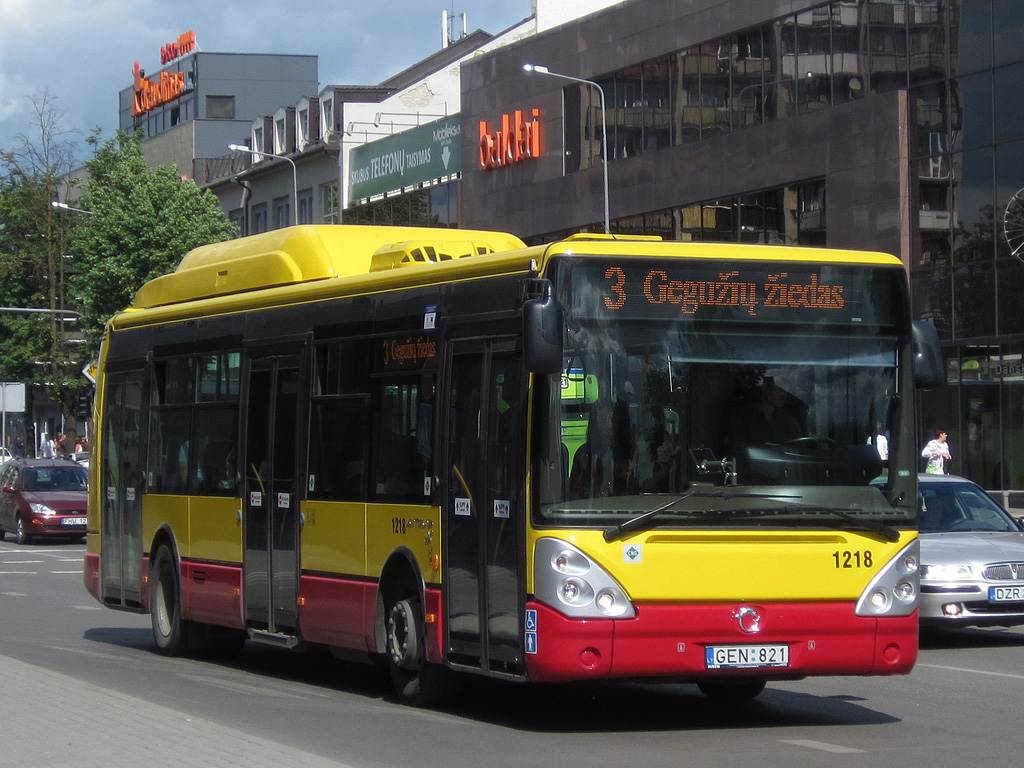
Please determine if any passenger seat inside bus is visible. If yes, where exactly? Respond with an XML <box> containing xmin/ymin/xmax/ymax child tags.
<box><xmin>200</xmin><ymin>441</ymin><xmax>234</xmax><ymax>493</ymax></box>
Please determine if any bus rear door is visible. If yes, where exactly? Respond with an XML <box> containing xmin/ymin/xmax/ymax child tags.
<box><xmin>242</xmin><ymin>342</ymin><xmax>308</xmax><ymax>644</ymax></box>
<box><xmin>443</xmin><ymin>337</ymin><xmax>526</xmax><ymax>677</ymax></box>
<box><xmin>99</xmin><ymin>366</ymin><xmax>146</xmax><ymax>609</ymax></box>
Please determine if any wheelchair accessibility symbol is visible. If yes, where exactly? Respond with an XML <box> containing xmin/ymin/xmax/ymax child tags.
<box><xmin>525</xmin><ymin>609</ymin><xmax>538</xmax><ymax>654</ymax></box>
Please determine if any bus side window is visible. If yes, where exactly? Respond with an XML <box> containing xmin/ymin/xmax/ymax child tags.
<box><xmin>371</xmin><ymin>378</ymin><xmax>427</xmax><ymax>501</ymax></box>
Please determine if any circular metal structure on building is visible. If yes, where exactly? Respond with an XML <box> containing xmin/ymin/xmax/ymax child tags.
<box><xmin>1004</xmin><ymin>187</ymin><xmax>1024</xmax><ymax>261</ymax></box>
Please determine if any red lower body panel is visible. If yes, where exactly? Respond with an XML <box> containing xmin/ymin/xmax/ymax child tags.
<box><xmin>299</xmin><ymin>575</ymin><xmax>376</xmax><ymax>651</ymax></box>
<box><xmin>83</xmin><ymin>552</ymin><xmax>100</xmax><ymax>602</ymax></box>
<box><xmin>182</xmin><ymin>561</ymin><xmax>244</xmax><ymax>629</ymax></box>
<box><xmin>524</xmin><ymin>601</ymin><xmax>917</xmax><ymax>683</ymax></box>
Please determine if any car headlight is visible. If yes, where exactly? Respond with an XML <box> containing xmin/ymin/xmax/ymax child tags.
<box><xmin>29</xmin><ymin>502</ymin><xmax>56</xmax><ymax>516</ymax></box>
<box><xmin>535</xmin><ymin>538</ymin><xmax>635</xmax><ymax>618</ymax></box>
<box><xmin>855</xmin><ymin>539</ymin><xmax>920</xmax><ymax>617</ymax></box>
<box><xmin>921</xmin><ymin>563</ymin><xmax>973</xmax><ymax>580</ymax></box>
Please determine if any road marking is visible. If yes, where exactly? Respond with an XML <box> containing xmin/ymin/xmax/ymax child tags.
<box><xmin>2</xmin><ymin>560</ymin><xmax>44</xmax><ymax>564</ymax></box>
<box><xmin>779</xmin><ymin>739</ymin><xmax>863</xmax><ymax>754</ymax></box>
<box><xmin>2</xmin><ymin>591</ymin><xmax>28</xmax><ymax>596</ymax></box>
<box><xmin>0</xmin><ymin>571</ymin><xmax>37</xmax><ymax>575</ymax></box>
<box><xmin>917</xmin><ymin>663</ymin><xmax>1024</xmax><ymax>681</ymax></box>
<box><xmin>51</xmin><ymin>570</ymin><xmax>84</xmax><ymax>574</ymax></box>
<box><xmin>69</xmin><ymin>604</ymin><xmax>103</xmax><ymax>610</ymax></box>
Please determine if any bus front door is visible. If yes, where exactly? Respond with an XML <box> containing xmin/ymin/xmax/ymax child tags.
<box><xmin>242</xmin><ymin>348</ymin><xmax>305</xmax><ymax>642</ymax></box>
<box><xmin>100</xmin><ymin>368</ymin><xmax>145</xmax><ymax>609</ymax></box>
<box><xmin>444</xmin><ymin>338</ymin><xmax>526</xmax><ymax>676</ymax></box>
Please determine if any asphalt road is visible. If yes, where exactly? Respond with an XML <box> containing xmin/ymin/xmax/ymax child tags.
<box><xmin>2</xmin><ymin>538</ymin><xmax>1023</xmax><ymax>767</ymax></box>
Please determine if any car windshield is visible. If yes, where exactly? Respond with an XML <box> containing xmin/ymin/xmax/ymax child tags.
<box><xmin>917</xmin><ymin>482</ymin><xmax>1020</xmax><ymax>533</ymax></box>
<box><xmin>22</xmin><ymin>466</ymin><xmax>88</xmax><ymax>492</ymax></box>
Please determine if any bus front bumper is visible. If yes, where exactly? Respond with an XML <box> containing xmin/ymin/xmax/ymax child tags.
<box><xmin>522</xmin><ymin>600</ymin><xmax>917</xmax><ymax>683</ymax></box>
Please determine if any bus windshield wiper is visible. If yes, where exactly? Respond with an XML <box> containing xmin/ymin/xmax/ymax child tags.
<box><xmin>604</xmin><ymin>498</ymin><xmax>901</xmax><ymax>543</ymax></box>
<box><xmin>602</xmin><ymin>489</ymin><xmax>792</xmax><ymax>543</ymax></box>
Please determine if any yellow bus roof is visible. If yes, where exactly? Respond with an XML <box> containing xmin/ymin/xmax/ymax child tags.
<box><xmin>120</xmin><ymin>226</ymin><xmax>903</xmax><ymax>328</ymax></box>
<box><xmin>132</xmin><ymin>225</ymin><xmax>528</xmax><ymax>310</ymax></box>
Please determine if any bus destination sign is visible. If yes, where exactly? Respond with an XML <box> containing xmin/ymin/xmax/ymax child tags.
<box><xmin>603</xmin><ymin>266</ymin><xmax>844</xmax><ymax>317</ymax></box>
<box><xmin>568</xmin><ymin>260</ymin><xmax>899</xmax><ymax>326</ymax></box>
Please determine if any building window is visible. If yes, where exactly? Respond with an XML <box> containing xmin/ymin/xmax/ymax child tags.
<box><xmin>322</xmin><ymin>182</ymin><xmax>339</xmax><ymax>223</ymax></box>
<box><xmin>252</xmin><ymin>203</ymin><xmax>268</xmax><ymax>234</ymax></box>
<box><xmin>228</xmin><ymin>208</ymin><xmax>244</xmax><ymax>236</ymax></box>
<box><xmin>321</xmin><ymin>98</ymin><xmax>334</xmax><ymax>135</ymax></box>
<box><xmin>206</xmin><ymin>95</ymin><xmax>236</xmax><ymax>119</ymax></box>
<box><xmin>298</xmin><ymin>189</ymin><xmax>314</xmax><ymax>225</ymax></box>
<box><xmin>275</xmin><ymin>118</ymin><xmax>286</xmax><ymax>154</ymax></box>
<box><xmin>274</xmin><ymin>196</ymin><xmax>290</xmax><ymax>229</ymax></box>
<box><xmin>298</xmin><ymin>108</ymin><xmax>309</xmax><ymax>146</ymax></box>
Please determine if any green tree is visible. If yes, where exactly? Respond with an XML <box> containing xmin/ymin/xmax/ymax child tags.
<box><xmin>0</xmin><ymin>92</ymin><xmax>83</xmax><ymax>451</ymax></box>
<box><xmin>70</xmin><ymin>130</ymin><xmax>237</xmax><ymax>348</ymax></box>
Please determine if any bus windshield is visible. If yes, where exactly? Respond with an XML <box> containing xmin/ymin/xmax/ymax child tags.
<box><xmin>534</xmin><ymin>256</ymin><xmax>911</xmax><ymax>530</ymax></box>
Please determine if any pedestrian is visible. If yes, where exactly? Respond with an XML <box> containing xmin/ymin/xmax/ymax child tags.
<box><xmin>921</xmin><ymin>428</ymin><xmax>951</xmax><ymax>474</ymax></box>
<box><xmin>872</xmin><ymin>421</ymin><xmax>889</xmax><ymax>464</ymax></box>
<box><xmin>40</xmin><ymin>434</ymin><xmax>55</xmax><ymax>459</ymax></box>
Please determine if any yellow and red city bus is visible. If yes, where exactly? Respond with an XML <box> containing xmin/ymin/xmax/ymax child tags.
<box><xmin>84</xmin><ymin>225</ymin><xmax>939</xmax><ymax>705</ymax></box>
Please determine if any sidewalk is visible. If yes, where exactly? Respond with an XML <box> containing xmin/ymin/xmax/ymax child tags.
<box><xmin>0</xmin><ymin>655</ymin><xmax>354</xmax><ymax>768</ymax></box>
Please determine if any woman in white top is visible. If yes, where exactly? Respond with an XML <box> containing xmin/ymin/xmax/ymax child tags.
<box><xmin>921</xmin><ymin>429</ymin><xmax>951</xmax><ymax>474</ymax></box>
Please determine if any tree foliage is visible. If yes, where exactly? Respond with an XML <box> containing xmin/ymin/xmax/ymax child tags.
<box><xmin>71</xmin><ymin>131</ymin><xmax>237</xmax><ymax>347</ymax></box>
<box><xmin>0</xmin><ymin>92</ymin><xmax>79</xmax><ymax>393</ymax></box>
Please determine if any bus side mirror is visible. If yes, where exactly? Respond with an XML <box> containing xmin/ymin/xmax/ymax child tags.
<box><xmin>523</xmin><ymin>280</ymin><xmax>563</xmax><ymax>374</ymax></box>
<box><xmin>912</xmin><ymin>320</ymin><xmax>943</xmax><ymax>390</ymax></box>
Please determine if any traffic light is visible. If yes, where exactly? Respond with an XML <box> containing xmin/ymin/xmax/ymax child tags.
<box><xmin>77</xmin><ymin>393</ymin><xmax>92</xmax><ymax>420</ymax></box>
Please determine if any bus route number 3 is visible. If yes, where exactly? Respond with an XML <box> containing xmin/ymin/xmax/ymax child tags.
<box><xmin>832</xmin><ymin>550</ymin><xmax>873</xmax><ymax>568</ymax></box>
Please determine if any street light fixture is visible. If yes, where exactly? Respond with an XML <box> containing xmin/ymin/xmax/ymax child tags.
<box><xmin>228</xmin><ymin>143</ymin><xmax>300</xmax><ymax>226</ymax></box>
<box><xmin>51</xmin><ymin>201</ymin><xmax>94</xmax><ymax>216</ymax></box>
<box><xmin>523</xmin><ymin>63</ymin><xmax>610</xmax><ymax>234</ymax></box>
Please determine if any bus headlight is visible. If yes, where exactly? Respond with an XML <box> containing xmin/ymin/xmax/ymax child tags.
<box><xmin>855</xmin><ymin>539</ymin><xmax>920</xmax><ymax>617</ymax></box>
<box><xmin>535</xmin><ymin>538</ymin><xmax>635</xmax><ymax>619</ymax></box>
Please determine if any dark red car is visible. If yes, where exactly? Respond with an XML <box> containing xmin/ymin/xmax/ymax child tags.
<box><xmin>0</xmin><ymin>459</ymin><xmax>88</xmax><ymax>544</ymax></box>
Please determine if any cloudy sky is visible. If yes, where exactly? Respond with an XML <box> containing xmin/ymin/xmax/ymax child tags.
<box><xmin>0</xmin><ymin>0</ymin><xmax>532</xmax><ymax>165</ymax></box>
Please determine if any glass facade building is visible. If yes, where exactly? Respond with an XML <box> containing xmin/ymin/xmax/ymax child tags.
<box><xmin>462</xmin><ymin>0</ymin><xmax>1024</xmax><ymax>493</ymax></box>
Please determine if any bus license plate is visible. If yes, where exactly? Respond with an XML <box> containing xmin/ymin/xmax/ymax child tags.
<box><xmin>705</xmin><ymin>644</ymin><xmax>789</xmax><ymax>670</ymax></box>
<box><xmin>62</xmin><ymin>518</ymin><xmax>87</xmax><ymax>526</ymax></box>
<box><xmin>989</xmin><ymin>586</ymin><xmax>1024</xmax><ymax>602</ymax></box>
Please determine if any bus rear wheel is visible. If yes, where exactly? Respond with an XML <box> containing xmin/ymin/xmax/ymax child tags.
<box><xmin>150</xmin><ymin>546</ymin><xmax>189</xmax><ymax>656</ymax></box>
<box><xmin>697</xmin><ymin>678</ymin><xmax>767</xmax><ymax>702</ymax></box>
<box><xmin>386</xmin><ymin>596</ymin><xmax>452</xmax><ymax>707</ymax></box>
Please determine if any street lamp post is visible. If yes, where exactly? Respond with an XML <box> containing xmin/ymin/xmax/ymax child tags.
<box><xmin>228</xmin><ymin>144</ymin><xmax>300</xmax><ymax>226</ymax></box>
<box><xmin>523</xmin><ymin>63</ymin><xmax>610</xmax><ymax>234</ymax></box>
<box><xmin>50</xmin><ymin>201</ymin><xmax>94</xmax><ymax>216</ymax></box>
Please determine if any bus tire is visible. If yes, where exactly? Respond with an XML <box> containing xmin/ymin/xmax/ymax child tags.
<box><xmin>386</xmin><ymin>596</ymin><xmax>452</xmax><ymax>707</ymax></box>
<box><xmin>697</xmin><ymin>678</ymin><xmax>767</xmax><ymax>702</ymax></box>
<box><xmin>150</xmin><ymin>546</ymin><xmax>189</xmax><ymax>656</ymax></box>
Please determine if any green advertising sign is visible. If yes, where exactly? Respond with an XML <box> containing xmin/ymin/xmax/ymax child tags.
<box><xmin>348</xmin><ymin>115</ymin><xmax>461</xmax><ymax>200</ymax></box>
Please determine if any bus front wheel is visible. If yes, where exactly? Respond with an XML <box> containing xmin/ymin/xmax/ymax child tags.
<box><xmin>150</xmin><ymin>546</ymin><xmax>189</xmax><ymax>656</ymax></box>
<box><xmin>386</xmin><ymin>596</ymin><xmax>451</xmax><ymax>707</ymax></box>
<box><xmin>697</xmin><ymin>678</ymin><xmax>767</xmax><ymax>702</ymax></box>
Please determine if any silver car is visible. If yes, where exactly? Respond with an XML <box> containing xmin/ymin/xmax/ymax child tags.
<box><xmin>915</xmin><ymin>474</ymin><xmax>1024</xmax><ymax>627</ymax></box>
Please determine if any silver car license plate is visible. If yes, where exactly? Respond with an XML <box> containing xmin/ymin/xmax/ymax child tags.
<box><xmin>989</xmin><ymin>585</ymin><xmax>1024</xmax><ymax>602</ymax></box>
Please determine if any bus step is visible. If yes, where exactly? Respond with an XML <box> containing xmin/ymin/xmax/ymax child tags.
<box><xmin>248</xmin><ymin>629</ymin><xmax>302</xmax><ymax>649</ymax></box>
